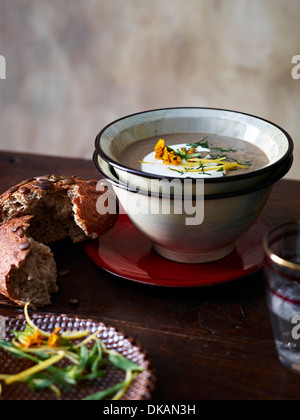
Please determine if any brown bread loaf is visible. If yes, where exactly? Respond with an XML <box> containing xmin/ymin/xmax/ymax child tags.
<box><xmin>0</xmin><ymin>175</ymin><xmax>118</xmax><ymax>307</ymax></box>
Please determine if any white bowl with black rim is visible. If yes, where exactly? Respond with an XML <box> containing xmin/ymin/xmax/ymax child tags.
<box><xmin>93</xmin><ymin>108</ymin><xmax>293</xmax><ymax>263</ymax></box>
<box><xmin>95</xmin><ymin>108</ymin><xmax>293</xmax><ymax>197</ymax></box>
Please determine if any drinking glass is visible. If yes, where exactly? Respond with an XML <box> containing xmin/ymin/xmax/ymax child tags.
<box><xmin>264</xmin><ymin>221</ymin><xmax>300</xmax><ymax>372</ymax></box>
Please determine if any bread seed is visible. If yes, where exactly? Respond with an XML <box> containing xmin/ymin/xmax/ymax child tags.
<box><xmin>50</xmin><ymin>174</ymin><xmax>60</xmax><ymax>182</ymax></box>
<box><xmin>19</xmin><ymin>186</ymin><xmax>29</xmax><ymax>194</ymax></box>
<box><xmin>15</xmin><ymin>228</ymin><xmax>25</xmax><ymax>238</ymax></box>
<box><xmin>62</xmin><ymin>176</ymin><xmax>75</xmax><ymax>185</ymax></box>
<box><xmin>19</xmin><ymin>241</ymin><xmax>30</xmax><ymax>250</ymax></box>
<box><xmin>39</xmin><ymin>182</ymin><xmax>54</xmax><ymax>190</ymax></box>
<box><xmin>33</xmin><ymin>181</ymin><xmax>54</xmax><ymax>190</ymax></box>
<box><xmin>36</xmin><ymin>177</ymin><xmax>50</xmax><ymax>183</ymax></box>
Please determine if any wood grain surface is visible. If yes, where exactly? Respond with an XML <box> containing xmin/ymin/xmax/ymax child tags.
<box><xmin>0</xmin><ymin>150</ymin><xmax>300</xmax><ymax>400</ymax></box>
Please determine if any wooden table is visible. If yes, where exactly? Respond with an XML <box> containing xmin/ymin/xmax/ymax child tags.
<box><xmin>0</xmin><ymin>149</ymin><xmax>300</xmax><ymax>401</ymax></box>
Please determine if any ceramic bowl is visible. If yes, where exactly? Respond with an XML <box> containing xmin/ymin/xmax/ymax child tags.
<box><xmin>93</xmin><ymin>151</ymin><xmax>293</xmax><ymax>264</ymax></box>
<box><xmin>95</xmin><ymin>108</ymin><xmax>293</xmax><ymax>196</ymax></box>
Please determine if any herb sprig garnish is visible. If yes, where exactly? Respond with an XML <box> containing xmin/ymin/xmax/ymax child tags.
<box><xmin>0</xmin><ymin>303</ymin><xmax>144</xmax><ymax>400</ymax></box>
<box><xmin>211</xmin><ymin>146</ymin><xmax>237</xmax><ymax>154</ymax></box>
<box><xmin>147</xmin><ymin>138</ymin><xmax>253</xmax><ymax>176</ymax></box>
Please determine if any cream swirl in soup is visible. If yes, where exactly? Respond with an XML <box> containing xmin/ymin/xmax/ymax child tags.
<box><xmin>141</xmin><ymin>142</ymin><xmax>226</xmax><ymax>178</ymax></box>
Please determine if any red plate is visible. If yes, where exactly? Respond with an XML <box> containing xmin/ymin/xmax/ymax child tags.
<box><xmin>85</xmin><ymin>214</ymin><xmax>271</xmax><ymax>287</ymax></box>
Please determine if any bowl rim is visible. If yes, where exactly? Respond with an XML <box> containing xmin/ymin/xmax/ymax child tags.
<box><xmin>95</xmin><ymin>107</ymin><xmax>294</xmax><ymax>185</ymax></box>
<box><xmin>93</xmin><ymin>150</ymin><xmax>293</xmax><ymax>200</ymax></box>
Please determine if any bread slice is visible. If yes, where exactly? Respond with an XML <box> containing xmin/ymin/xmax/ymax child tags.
<box><xmin>0</xmin><ymin>216</ymin><xmax>57</xmax><ymax>307</ymax></box>
<box><xmin>0</xmin><ymin>175</ymin><xmax>118</xmax><ymax>244</ymax></box>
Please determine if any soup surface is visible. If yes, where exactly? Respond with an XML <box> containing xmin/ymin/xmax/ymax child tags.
<box><xmin>119</xmin><ymin>133</ymin><xmax>270</xmax><ymax>178</ymax></box>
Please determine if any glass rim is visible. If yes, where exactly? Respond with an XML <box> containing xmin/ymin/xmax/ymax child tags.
<box><xmin>263</xmin><ymin>220</ymin><xmax>300</xmax><ymax>272</ymax></box>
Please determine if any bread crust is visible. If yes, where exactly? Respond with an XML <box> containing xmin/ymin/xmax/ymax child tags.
<box><xmin>0</xmin><ymin>216</ymin><xmax>34</xmax><ymax>302</ymax></box>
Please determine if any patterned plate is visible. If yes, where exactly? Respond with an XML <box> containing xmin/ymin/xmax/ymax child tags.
<box><xmin>0</xmin><ymin>313</ymin><xmax>156</xmax><ymax>400</ymax></box>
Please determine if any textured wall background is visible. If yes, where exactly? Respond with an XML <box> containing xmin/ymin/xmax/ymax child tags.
<box><xmin>0</xmin><ymin>0</ymin><xmax>299</xmax><ymax>179</ymax></box>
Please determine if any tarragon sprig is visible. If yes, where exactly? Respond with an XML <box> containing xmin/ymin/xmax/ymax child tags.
<box><xmin>0</xmin><ymin>303</ymin><xmax>144</xmax><ymax>400</ymax></box>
